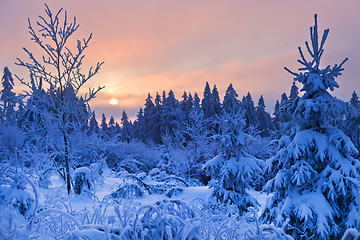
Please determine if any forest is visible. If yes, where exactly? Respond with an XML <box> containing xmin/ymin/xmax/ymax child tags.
<box><xmin>0</xmin><ymin>5</ymin><xmax>359</xmax><ymax>240</ymax></box>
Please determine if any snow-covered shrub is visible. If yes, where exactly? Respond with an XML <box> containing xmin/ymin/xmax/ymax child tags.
<box><xmin>110</xmin><ymin>183</ymin><xmax>144</xmax><ymax>201</ymax></box>
<box><xmin>0</xmin><ymin>207</ymin><xmax>30</xmax><ymax>240</ymax></box>
<box><xmin>123</xmin><ymin>199</ymin><xmax>199</xmax><ymax>240</ymax></box>
<box><xmin>263</xmin><ymin>15</ymin><xmax>360</xmax><ymax>239</ymax></box>
<box><xmin>157</xmin><ymin>142</ymin><xmax>174</xmax><ymax>174</ymax></box>
<box><xmin>110</xmin><ymin>172</ymin><xmax>191</xmax><ymax>201</ymax></box>
<box><xmin>105</xmin><ymin>152</ymin><xmax>121</xmax><ymax>171</ymax></box>
<box><xmin>203</xmin><ymin>111</ymin><xmax>264</xmax><ymax>213</ymax></box>
<box><xmin>165</xmin><ymin>186</ymin><xmax>183</xmax><ymax>198</ymax></box>
<box><xmin>89</xmin><ymin>162</ymin><xmax>104</xmax><ymax>184</ymax></box>
<box><xmin>154</xmin><ymin>141</ymin><xmax>199</xmax><ymax>182</ymax></box>
<box><xmin>38</xmin><ymin>169</ymin><xmax>52</xmax><ymax>189</ymax></box>
<box><xmin>188</xmin><ymin>199</ymin><xmax>292</xmax><ymax>239</ymax></box>
<box><xmin>180</xmin><ymin>109</ymin><xmax>218</xmax><ymax>178</ymax></box>
<box><xmin>0</xmin><ymin>169</ymin><xmax>38</xmax><ymax>239</ymax></box>
<box><xmin>120</xmin><ymin>156</ymin><xmax>145</xmax><ymax>174</ymax></box>
<box><xmin>32</xmin><ymin>209</ymin><xmax>83</xmax><ymax>239</ymax></box>
<box><xmin>19</xmin><ymin>149</ymin><xmax>54</xmax><ymax>189</ymax></box>
<box><xmin>0</xmin><ymin>169</ymin><xmax>35</xmax><ymax>218</ymax></box>
<box><xmin>73</xmin><ymin>167</ymin><xmax>93</xmax><ymax>195</ymax></box>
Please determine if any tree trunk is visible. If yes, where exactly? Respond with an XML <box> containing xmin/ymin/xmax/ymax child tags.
<box><xmin>64</xmin><ymin>132</ymin><xmax>71</xmax><ymax>194</ymax></box>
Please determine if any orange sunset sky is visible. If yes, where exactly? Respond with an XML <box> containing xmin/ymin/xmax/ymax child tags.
<box><xmin>1</xmin><ymin>0</ymin><xmax>359</xmax><ymax>120</ymax></box>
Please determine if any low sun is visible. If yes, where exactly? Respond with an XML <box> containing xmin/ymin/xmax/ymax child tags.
<box><xmin>109</xmin><ymin>98</ymin><xmax>118</xmax><ymax>105</ymax></box>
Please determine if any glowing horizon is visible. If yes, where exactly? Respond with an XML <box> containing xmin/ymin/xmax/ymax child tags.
<box><xmin>1</xmin><ymin>0</ymin><xmax>359</xmax><ymax>121</ymax></box>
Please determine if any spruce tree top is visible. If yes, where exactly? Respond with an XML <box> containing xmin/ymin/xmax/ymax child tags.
<box><xmin>350</xmin><ymin>91</ymin><xmax>360</xmax><ymax>108</ymax></box>
<box><xmin>289</xmin><ymin>82</ymin><xmax>299</xmax><ymax>101</ymax></box>
<box><xmin>1</xmin><ymin>67</ymin><xmax>14</xmax><ymax>91</ymax></box>
<box><xmin>285</xmin><ymin>14</ymin><xmax>348</xmax><ymax>129</ymax></box>
<box><xmin>121</xmin><ymin>110</ymin><xmax>129</xmax><ymax>124</ymax></box>
<box><xmin>285</xmin><ymin>14</ymin><xmax>347</xmax><ymax>99</ymax></box>
<box><xmin>257</xmin><ymin>95</ymin><xmax>265</xmax><ymax>110</ymax></box>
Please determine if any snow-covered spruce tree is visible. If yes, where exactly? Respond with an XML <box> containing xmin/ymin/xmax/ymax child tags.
<box><xmin>16</xmin><ymin>5</ymin><xmax>103</xmax><ymax>194</ymax></box>
<box><xmin>88</xmin><ymin>111</ymin><xmax>100</xmax><ymax>136</ymax></box>
<box><xmin>343</xmin><ymin>92</ymin><xmax>360</xmax><ymax>157</ymax></box>
<box><xmin>180</xmin><ymin>91</ymin><xmax>193</xmax><ymax>122</ymax></box>
<box><xmin>262</xmin><ymin>15</ymin><xmax>359</xmax><ymax>239</ymax></box>
<box><xmin>202</xmin><ymin>82</ymin><xmax>216</xmax><ymax>119</ymax></box>
<box><xmin>286</xmin><ymin>82</ymin><xmax>300</xmax><ymax>120</ymax></box>
<box><xmin>276</xmin><ymin>84</ymin><xmax>300</xmax><ymax>137</ymax></box>
<box><xmin>193</xmin><ymin>92</ymin><xmax>201</xmax><ymax>111</ymax></box>
<box><xmin>212</xmin><ymin>85</ymin><xmax>222</xmax><ymax>117</ymax></box>
<box><xmin>278</xmin><ymin>92</ymin><xmax>291</xmax><ymax>124</ymax></box>
<box><xmin>255</xmin><ymin>95</ymin><xmax>272</xmax><ymax>137</ymax></box>
<box><xmin>108</xmin><ymin>116</ymin><xmax>116</xmax><ymax>138</ymax></box>
<box><xmin>203</xmin><ymin>110</ymin><xmax>264</xmax><ymax>213</ymax></box>
<box><xmin>243</xmin><ymin>92</ymin><xmax>257</xmax><ymax>129</ymax></box>
<box><xmin>152</xmin><ymin>92</ymin><xmax>164</xmax><ymax>144</ymax></box>
<box><xmin>350</xmin><ymin>91</ymin><xmax>360</xmax><ymax>108</ymax></box>
<box><xmin>161</xmin><ymin>90</ymin><xmax>183</xmax><ymax>140</ymax></box>
<box><xmin>272</xmin><ymin>100</ymin><xmax>281</xmax><ymax>130</ymax></box>
<box><xmin>121</xmin><ymin>110</ymin><xmax>133</xmax><ymax>143</ymax></box>
<box><xmin>143</xmin><ymin>93</ymin><xmax>159</xmax><ymax>143</ymax></box>
<box><xmin>181</xmin><ymin>108</ymin><xmax>215</xmax><ymax>182</ymax></box>
<box><xmin>100</xmin><ymin>113</ymin><xmax>108</xmax><ymax>140</ymax></box>
<box><xmin>0</xmin><ymin>67</ymin><xmax>20</xmax><ymax>157</ymax></box>
<box><xmin>134</xmin><ymin>107</ymin><xmax>145</xmax><ymax>140</ymax></box>
<box><xmin>222</xmin><ymin>83</ymin><xmax>240</xmax><ymax>114</ymax></box>
<box><xmin>1</xmin><ymin>67</ymin><xmax>17</xmax><ymax>126</ymax></box>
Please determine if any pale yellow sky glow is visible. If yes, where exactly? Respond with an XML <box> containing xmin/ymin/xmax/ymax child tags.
<box><xmin>1</xmin><ymin>0</ymin><xmax>359</xmax><ymax>120</ymax></box>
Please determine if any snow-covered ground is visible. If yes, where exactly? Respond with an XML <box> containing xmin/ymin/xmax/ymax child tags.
<box><xmin>14</xmin><ymin>169</ymin><xmax>279</xmax><ymax>240</ymax></box>
<box><xmin>41</xmin><ymin>171</ymin><xmax>269</xmax><ymax>214</ymax></box>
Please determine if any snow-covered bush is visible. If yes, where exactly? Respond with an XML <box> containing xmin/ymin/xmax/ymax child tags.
<box><xmin>122</xmin><ymin>199</ymin><xmax>199</xmax><ymax>239</ymax></box>
<box><xmin>89</xmin><ymin>162</ymin><xmax>104</xmax><ymax>185</ymax></box>
<box><xmin>0</xmin><ymin>169</ymin><xmax>38</xmax><ymax>239</ymax></box>
<box><xmin>263</xmin><ymin>15</ymin><xmax>360</xmax><ymax>239</ymax></box>
<box><xmin>73</xmin><ymin>167</ymin><xmax>93</xmax><ymax>195</ymax></box>
<box><xmin>21</xmin><ymin>150</ymin><xmax>54</xmax><ymax>189</ymax></box>
<box><xmin>180</xmin><ymin>109</ymin><xmax>218</xmax><ymax>178</ymax></box>
<box><xmin>203</xmin><ymin>111</ymin><xmax>264</xmax><ymax>213</ymax></box>
<box><xmin>188</xmin><ymin>199</ymin><xmax>292</xmax><ymax>239</ymax></box>
<box><xmin>157</xmin><ymin>143</ymin><xmax>175</xmax><ymax>175</ymax></box>
<box><xmin>110</xmin><ymin>184</ymin><xmax>144</xmax><ymax>201</ymax></box>
<box><xmin>0</xmin><ymin>169</ymin><xmax>35</xmax><ymax>218</ymax></box>
<box><xmin>0</xmin><ymin>207</ymin><xmax>30</xmax><ymax>240</ymax></box>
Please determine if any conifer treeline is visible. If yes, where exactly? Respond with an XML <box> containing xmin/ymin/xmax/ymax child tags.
<box><xmin>92</xmin><ymin>80</ymin><xmax>360</xmax><ymax>146</ymax></box>
<box><xmin>1</xmin><ymin>66</ymin><xmax>360</xmax><ymax>149</ymax></box>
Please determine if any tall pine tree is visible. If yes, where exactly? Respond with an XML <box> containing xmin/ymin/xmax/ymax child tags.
<box><xmin>263</xmin><ymin>15</ymin><xmax>359</xmax><ymax>239</ymax></box>
<box><xmin>1</xmin><ymin>67</ymin><xmax>17</xmax><ymax>126</ymax></box>
<box><xmin>272</xmin><ymin>100</ymin><xmax>281</xmax><ymax>130</ymax></box>
<box><xmin>350</xmin><ymin>91</ymin><xmax>360</xmax><ymax>108</ymax></box>
<box><xmin>201</xmin><ymin>82</ymin><xmax>214</xmax><ymax>118</ymax></box>
<box><xmin>222</xmin><ymin>83</ymin><xmax>240</xmax><ymax>114</ymax></box>
<box><xmin>212</xmin><ymin>85</ymin><xmax>221</xmax><ymax>116</ymax></box>
<box><xmin>255</xmin><ymin>95</ymin><xmax>271</xmax><ymax>137</ymax></box>
<box><xmin>121</xmin><ymin>110</ymin><xmax>133</xmax><ymax>143</ymax></box>
<box><xmin>193</xmin><ymin>92</ymin><xmax>201</xmax><ymax>111</ymax></box>
<box><xmin>243</xmin><ymin>92</ymin><xmax>257</xmax><ymax>129</ymax></box>
<box><xmin>88</xmin><ymin>111</ymin><xmax>99</xmax><ymax>135</ymax></box>
<box><xmin>100</xmin><ymin>113</ymin><xmax>108</xmax><ymax>139</ymax></box>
